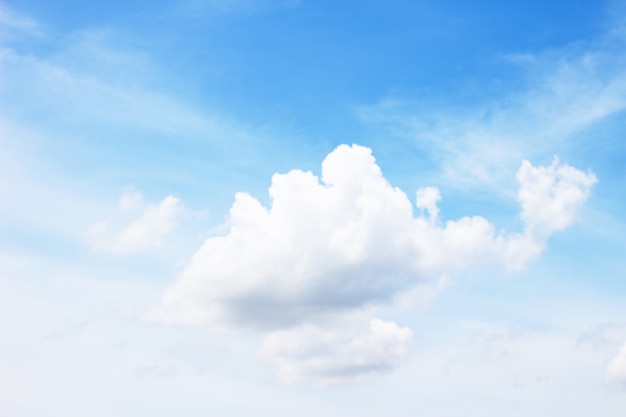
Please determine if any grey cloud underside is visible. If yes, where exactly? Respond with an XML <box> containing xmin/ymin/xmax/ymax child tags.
<box><xmin>206</xmin><ymin>264</ymin><xmax>416</xmax><ymax>328</ymax></box>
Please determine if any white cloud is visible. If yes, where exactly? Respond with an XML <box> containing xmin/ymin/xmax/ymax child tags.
<box><xmin>258</xmin><ymin>319</ymin><xmax>412</xmax><ymax>385</ymax></box>
<box><xmin>606</xmin><ymin>342</ymin><xmax>626</xmax><ymax>388</ymax></box>
<box><xmin>518</xmin><ymin>157</ymin><xmax>598</xmax><ymax>237</ymax></box>
<box><xmin>151</xmin><ymin>144</ymin><xmax>596</xmax><ymax>329</ymax></box>
<box><xmin>504</xmin><ymin>157</ymin><xmax>598</xmax><ymax>270</ymax></box>
<box><xmin>145</xmin><ymin>144</ymin><xmax>596</xmax><ymax>384</ymax></box>
<box><xmin>85</xmin><ymin>193</ymin><xmax>184</xmax><ymax>254</ymax></box>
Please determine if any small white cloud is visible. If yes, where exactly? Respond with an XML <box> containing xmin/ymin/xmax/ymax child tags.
<box><xmin>517</xmin><ymin>157</ymin><xmax>598</xmax><ymax>238</ymax></box>
<box><xmin>606</xmin><ymin>342</ymin><xmax>626</xmax><ymax>388</ymax></box>
<box><xmin>258</xmin><ymin>319</ymin><xmax>413</xmax><ymax>385</ymax></box>
<box><xmin>85</xmin><ymin>194</ymin><xmax>184</xmax><ymax>254</ymax></box>
<box><xmin>504</xmin><ymin>157</ymin><xmax>598</xmax><ymax>270</ymax></box>
<box><xmin>151</xmin><ymin>144</ymin><xmax>596</xmax><ymax>328</ymax></box>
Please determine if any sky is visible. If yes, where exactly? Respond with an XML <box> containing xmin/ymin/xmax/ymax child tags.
<box><xmin>1</xmin><ymin>0</ymin><xmax>626</xmax><ymax>415</ymax></box>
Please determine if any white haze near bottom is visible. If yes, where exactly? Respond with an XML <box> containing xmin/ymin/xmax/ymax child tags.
<box><xmin>139</xmin><ymin>144</ymin><xmax>597</xmax><ymax>385</ymax></box>
<box><xmin>607</xmin><ymin>342</ymin><xmax>626</xmax><ymax>388</ymax></box>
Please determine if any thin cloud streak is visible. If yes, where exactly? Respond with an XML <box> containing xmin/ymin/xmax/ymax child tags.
<box><xmin>355</xmin><ymin>30</ymin><xmax>626</xmax><ymax>193</ymax></box>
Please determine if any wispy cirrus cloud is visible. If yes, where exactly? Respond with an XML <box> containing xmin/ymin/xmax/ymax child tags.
<box><xmin>0</xmin><ymin>3</ymin><xmax>41</xmax><ymax>38</ymax></box>
<box><xmin>0</xmin><ymin>46</ymin><xmax>243</xmax><ymax>141</ymax></box>
<box><xmin>355</xmin><ymin>29</ymin><xmax>626</xmax><ymax>193</ymax></box>
<box><xmin>0</xmin><ymin>22</ymin><xmax>270</xmax><ymax>159</ymax></box>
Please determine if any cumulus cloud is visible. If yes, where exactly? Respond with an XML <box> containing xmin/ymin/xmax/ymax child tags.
<box><xmin>149</xmin><ymin>144</ymin><xmax>596</xmax><ymax>384</ymax></box>
<box><xmin>606</xmin><ymin>342</ymin><xmax>626</xmax><ymax>388</ymax></box>
<box><xmin>153</xmin><ymin>144</ymin><xmax>596</xmax><ymax>328</ymax></box>
<box><xmin>258</xmin><ymin>319</ymin><xmax>413</xmax><ymax>385</ymax></box>
<box><xmin>85</xmin><ymin>192</ymin><xmax>184</xmax><ymax>254</ymax></box>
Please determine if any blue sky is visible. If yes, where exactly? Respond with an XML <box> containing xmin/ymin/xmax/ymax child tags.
<box><xmin>2</xmin><ymin>0</ymin><xmax>626</xmax><ymax>415</ymax></box>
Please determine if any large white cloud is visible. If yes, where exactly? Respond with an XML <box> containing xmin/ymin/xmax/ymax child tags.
<box><xmin>152</xmin><ymin>144</ymin><xmax>596</xmax><ymax>328</ymax></box>
<box><xmin>606</xmin><ymin>342</ymin><xmax>626</xmax><ymax>388</ymax></box>
<box><xmin>148</xmin><ymin>144</ymin><xmax>596</xmax><ymax>384</ymax></box>
<box><xmin>258</xmin><ymin>319</ymin><xmax>413</xmax><ymax>385</ymax></box>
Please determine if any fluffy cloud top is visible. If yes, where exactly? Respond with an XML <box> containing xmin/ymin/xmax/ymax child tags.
<box><xmin>85</xmin><ymin>193</ymin><xmax>184</xmax><ymax>254</ymax></box>
<box><xmin>606</xmin><ymin>342</ymin><xmax>626</xmax><ymax>388</ymax></box>
<box><xmin>259</xmin><ymin>319</ymin><xmax>413</xmax><ymax>385</ymax></box>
